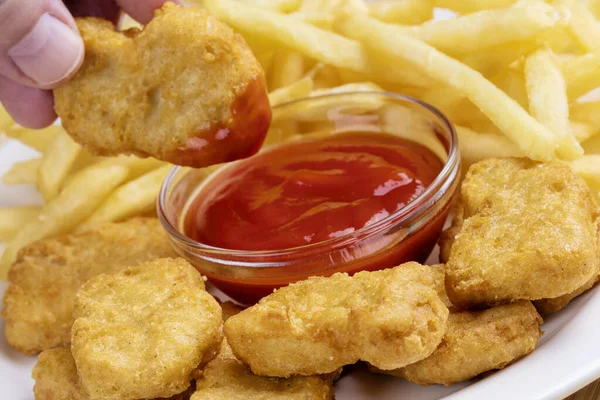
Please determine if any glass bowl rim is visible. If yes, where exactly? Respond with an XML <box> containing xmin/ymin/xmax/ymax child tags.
<box><xmin>158</xmin><ymin>90</ymin><xmax>460</xmax><ymax>257</ymax></box>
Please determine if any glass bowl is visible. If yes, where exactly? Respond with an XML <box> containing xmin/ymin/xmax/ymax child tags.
<box><xmin>158</xmin><ymin>91</ymin><xmax>461</xmax><ymax>304</ymax></box>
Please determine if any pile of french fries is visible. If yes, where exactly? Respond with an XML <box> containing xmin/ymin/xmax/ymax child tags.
<box><xmin>2</xmin><ymin>0</ymin><xmax>600</xmax><ymax>278</ymax></box>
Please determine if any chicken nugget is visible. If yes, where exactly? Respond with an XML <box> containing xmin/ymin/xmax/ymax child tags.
<box><xmin>438</xmin><ymin>204</ymin><xmax>463</xmax><ymax>264</ymax></box>
<box><xmin>33</xmin><ymin>348</ymin><xmax>87</xmax><ymax>400</ymax></box>
<box><xmin>54</xmin><ymin>3</ymin><xmax>271</xmax><ymax>168</ymax></box>
<box><xmin>533</xmin><ymin>274</ymin><xmax>600</xmax><ymax>315</ymax></box>
<box><xmin>71</xmin><ymin>258</ymin><xmax>222</xmax><ymax>400</ymax></box>
<box><xmin>2</xmin><ymin>218</ymin><xmax>177</xmax><ymax>355</ymax></box>
<box><xmin>32</xmin><ymin>348</ymin><xmax>195</xmax><ymax>400</ymax></box>
<box><xmin>193</xmin><ymin>302</ymin><xmax>336</xmax><ymax>400</ymax></box>
<box><xmin>376</xmin><ymin>301</ymin><xmax>542</xmax><ymax>386</ymax></box>
<box><xmin>446</xmin><ymin>158</ymin><xmax>599</xmax><ymax>309</ymax></box>
<box><xmin>534</xmin><ymin>224</ymin><xmax>600</xmax><ymax>315</ymax></box>
<box><xmin>224</xmin><ymin>262</ymin><xmax>449</xmax><ymax>377</ymax></box>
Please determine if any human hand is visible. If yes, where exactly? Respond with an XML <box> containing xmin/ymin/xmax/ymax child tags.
<box><xmin>0</xmin><ymin>0</ymin><xmax>177</xmax><ymax>129</ymax></box>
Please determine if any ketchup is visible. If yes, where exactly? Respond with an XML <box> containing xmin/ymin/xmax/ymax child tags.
<box><xmin>184</xmin><ymin>132</ymin><xmax>444</xmax><ymax>251</ymax></box>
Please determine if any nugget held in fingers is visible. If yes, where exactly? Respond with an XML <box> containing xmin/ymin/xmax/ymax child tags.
<box><xmin>379</xmin><ymin>301</ymin><xmax>542</xmax><ymax>386</ymax></box>
<box><xmin>33</xmin><ymin>348</ymin><xmax>196</xmax><ymax>400</ymax></box>
<box><xmin>446</xmin><ymin>158</ymin><xmax>599</xmax><ymax>309</ymax></box>
<box><xmin>224</xmin><ymin>262</ymin><xmax>449</xmax><ymax>377</ymax></box>
<box><xmin>71</xmin><ymin>258</ymin><xmax>222</xmax><ymax>400</ymax></box>
<box><xmin>2</xmin><ymin>218</ymin><xmax>177</xmax><ymax>355</ymax></box>
<box><xmin>54</xmin><ymin>3</ymin><xmax>271</xmax><ymax>168</ymax></box>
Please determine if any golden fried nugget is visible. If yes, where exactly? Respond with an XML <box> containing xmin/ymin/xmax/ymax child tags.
<box><xmin>193</xmin><ymin>302</ymin><xmax>336</xmax><ymax>400</ymax></box>
<box><xmin>379</xmin><ymin>301</ymin><xmax>542</xmax><ymax>386</ymax></box>
<box><xmin>2</xmin><ymin>218</ymin><xmax>177</xmax><ymax>355</ymax></box>
<box><xmin>33</xmin><ymin>348</ymin><xmax>87</xmax><ymax>400</ymax></box>
<box><xmin>533</xmin><ymin>275</ymin><xmax>600</xmax><ymax>315</ymax></box>
<box><xmin>224</xmin><ymin>262</ymin><xmax>449</xmax><ymax>377</ymax></box>
<box><xmin>438</xmin><ymin>204</ymin><xmax>464</xmax><ymax>264</ymax></box>
<box><xmin>534</xmin><ymin>224</ymin><xmax>600</xmax><ymax>315</ymax></box>
<box><xmin>446</xmin><ymin>158</ymin><xmax>599</xmax><ymax>309</ymax></box>
<box><xmin>441</xmin><ymin>202</ymin><xmax>600</xmax><ymax>314</ymax></box>
<box><xmin>54</xmin><ymin>3</ymin><xmax>271</xmax><ymax>168</ymax></box>
<box><xmin>33</xmin><ymin>348</ymin><xmax>195</xmax><ymax>400</ymax></box>
<box><xmin>71</xmin><ymin>258</ymin><xmax>222</xmax><ymax>400</ymax></box>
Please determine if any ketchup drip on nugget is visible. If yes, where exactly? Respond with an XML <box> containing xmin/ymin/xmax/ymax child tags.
<box><xmin>185</xmin><ymin>132</ymin><xmax>444</xmax><ymax>250</ymax></box>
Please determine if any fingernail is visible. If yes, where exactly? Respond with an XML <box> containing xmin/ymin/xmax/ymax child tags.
<box><xmin>9</xmin><ymin>14</ymin><xmax>84</xmax><ymax>86</ymax></box>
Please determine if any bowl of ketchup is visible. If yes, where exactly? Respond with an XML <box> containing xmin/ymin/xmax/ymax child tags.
<box><xmin>159</xmin><ymin>92</ymin><xmax>460</xmax><ymax>304</ymax></box>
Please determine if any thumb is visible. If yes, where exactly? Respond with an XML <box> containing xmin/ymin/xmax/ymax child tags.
<box><xmin>0</xmin><ymin>0</ymin><xmax>84</xmax><ymax>90</ymax></box>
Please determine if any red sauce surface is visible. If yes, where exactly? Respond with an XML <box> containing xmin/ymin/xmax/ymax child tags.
<box><xmin>165</xmin><ymin>77</ymin><xmax>271</xmax><ymax>167</ymax></box>
<box><xmin>184</xmin><ymin>132</ymin><xmax>444</xmax><ymax>250</ymax></box>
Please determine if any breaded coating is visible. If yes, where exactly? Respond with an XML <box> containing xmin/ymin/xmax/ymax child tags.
<box><xmin>2</xmin><ymin>218</ymin><xmax>177</xmax><ymax>355</ymax></box>
<box><xmin>534</xmin><ymin>274</ymin><xmax>600</xmax><ymax>315</ymax></box>
<box><xmin>446</xmin><ymin>158</ymin><xmax>599</xmax><ymax>309</ymax></box>
<box><xmin>534</xmin><ymin>224</ymin><xmax>600</xmax><ymax>315</ymax></box>
<box><xmin>438</xmin><ymin>204</ymin><xmax>464</xmax><ymax>264</ymax></box>
<box><xmin>32</xmin><ymin>348</ymin><xmax>195</xmax><ymax>400</ymax></box>
<box><xmin>54</xmin><ymin>3</ymin><xmax>271</xmax><ymax>168</ymax></box>
<box><xmin>224</xmin><ymin>262</ymin><xmax>449</xmax><ymax>377</ymax></box>
<box><xmin>71</xmin><ymin>258</ymin><xmax>222</xmax><ymax>400</ymax></box>
<box><xmin>33</xmin><ymin>348</ymin><xmax>87</xmax><ymax>400</ymax></box>
<box><xmin>193</xmin><ymin>302</ymin><xmax>335</xmax><ymax>400</ymax></box>
<box><xmin>381</xmin><ymin>301</ymin><xmax>542</xmax><ymax>386</ymax></box>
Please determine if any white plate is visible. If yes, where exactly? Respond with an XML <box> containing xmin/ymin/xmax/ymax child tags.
<box><xmin>1</xmin><ymin>139</ymin><xmax>600</xmax><ymax>400</ymax></box>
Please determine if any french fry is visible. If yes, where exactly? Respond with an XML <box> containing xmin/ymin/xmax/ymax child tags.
<box><xmin>307</xmin><ymin>63</ymin><xmax>342</xmax><ymax>89</ymax></box>
<box><xmin>563</xmin><ymin>52</ymin><xmax>600</xmax><ymax>101</ymax></box>
<box><xmin>239</xmin><ymin>0</ymin><xmax>301</xmax><ymax>12</ymax></box>
<box><xmin>403</xmin><ymin>1</ymin><xmax>559</xmax><ymax>56</ymax></box>
<box><xmin>290</xmin><ymin>11</ymin><xmax>335</xmax><ymax>30</ymax></box>
<box><xmin>587</xmin><ymin>0</ymin><xmax>600</xmax><ymax>19</ymax></box>
<box><xmin>456</xmin><ymin>125</ymin><xmax>524</xmax><ymax>168</ymax></box>
<box><xmin>269</xmin><ymin>51</ymin><xmax>306</xmax><ymax>90</ymax></box>
<box><xmin>2</xmin><ymin>158</ymin><xmax>41</xmax><ymax>185</ymax></box>
<box><xmin>0</xmin><ymin>162</ymin><xmax>129</xmax><ymax>278</ymax></box>
<box><xmin>421</xmin><ymin>87</ymin><xmax>466</xmax><ymax>120</ymax></box>
<box><xmin>560</xmin><ymin>0</ymin><xmax>600</xmax><ymax>52</ymax></box>
<box><xmin>570</xmin><ymin>121</ymin><xmax>598</xmax><ymax>143</ymax></box>
<box><xmin>569</xmin><ymin>155</ymin><xmax>600</xmax><ymax>191</ymax></box>
<box><xmin>491</xmin><ymin>67</ymin><xmax>528</xmax><ymax>108</ymax></box>
<box><xmin>268</xmin><ymin>76</ymin><xmax>314</xmax><ymax>106</ymax></box>
<box><xmin>571</xmin><ymin>100</ymin><xmax>600</xmax><ymax>128</ymax></box>
<box><xmin>461</xmin><ymin>27</ymin><xmax>572</xmax><ymax>77</ymax></box>
<box><xmin>309</xmin><ymin>81</ymin><xmax>384</xmax><ymax>97</ymax></box>
<box><xmin>432</xmin><ymin>0</ymin><xmax>518</xmax><ymax>13</ymax></box>
<box><xmin>78</xmin><ymin>164</ymin><xmax>173</xmax><ymax>229</ymax></box>
<box><xmin>335</xmin><ymin>10</ymin><xmax>559</xmax><ymax>161</ymax></box>
<box><xmin>583</xmin><ymin>134</ymin><xmax>600</xmax><ymax>155</ymax></box>
<box><xmin>368</xmin><ymin>0</ymin><xmax>434</xmax><ymax>25</ymax></box>
<box><xmin>203</xmin><ymin>0</ymin><xmax>436</xmax><ymax>88</ymax></box>
<box><xmin>255</xmin><ymin>51</ymin><xmax>276</xmax><ymax>77</ymax></box>
<box><xmin>524</xmin><ymin>49</ymin><xmax>583</xmax><ymax>160</ymax></box>
<box><xmin>3</xmin><ymin>124</ymin><xmax>61</xmax><ymax>153</ymax></box>
<box><xmin>37</xmin><ymin>132</ymin><xmax>82</xmax><ymax>201</ymax></box>
<box><xmin>0</xmin><ymin>206</ymin><xmax>41</xmax><ymax>241</ymax></box>
<box><xmin>64</xmin><ymin>155</ymin><xmax>166</xmax><ymax>188</ymax></box>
